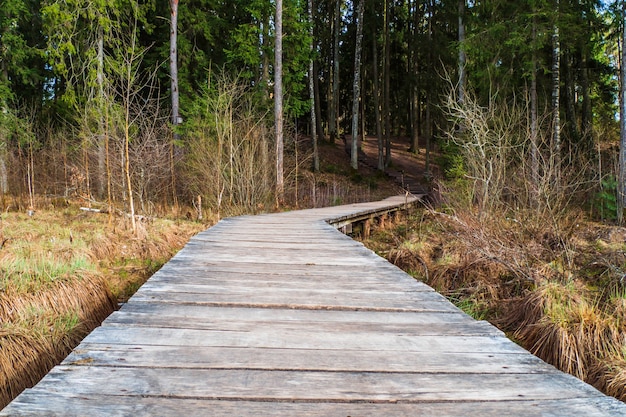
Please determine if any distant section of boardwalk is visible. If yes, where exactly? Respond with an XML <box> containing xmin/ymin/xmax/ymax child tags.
<box><xmin>3</xmin><ymin>196</ymin><xmax>626</xmax><ymax>416</ymax></box>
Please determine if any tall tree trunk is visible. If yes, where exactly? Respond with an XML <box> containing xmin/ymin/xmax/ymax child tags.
<box><xmin>0</xmin><ymin>144</ymin><xmax>7</xmax><ymax>195</ymax></box>
<box><xmin>261</xmin><ymin>18</ymin><xmax>270</xmax><ymax>95</ymax></box>
<box><xmin>409</xmin><ymin>0</ymin><xmax>419</xmax><ymax>153</ymax></box>
<box><xmin>383</xmin><ymin>0</ymin><xmax>391</xmax><ymax>167</ymax></box>
<box><xmin>563</xmin><ymin>48</ymin><xmax>578</xmax><ymax>147</ymax></box>
<box><xmin>531</xmin><ymin>20</ymin><xmax>539</xmax><ymax>193</ymax></box>
<box><xmin>313</xmin><ymin>60</ymin><xmax>324</xmax><ymax>142</ymax></box>
<box><xmin>361</xmin><ymin>63</ymin><xmax>366</xmax><ymax>145</ymax></box>
<box><xmin>329</xmin><ymin>0</ymin><xmax>341</xmax><ymax>144</ymax></box>
<box><xmin>551</xmin><ymin>2</ymin><xmax>561</xmax><ymax>183</ymax></box>
<box><xmin>458</xmin><ymin>0</ymin><xmax>466</xmax><ymax>105</ymax></box>
<box><xmin>124</xmin><ymin>30</ymin><xmax>137</xmax><ymax>234</ymax></box>
<box><xmin>275</xmin><ymin>0</ymin><xmax>284</xmax><ymax>203</ymax></box>
<box><xmin>617</xmin><ymin>1</ymin><xmax>626</xmax><ymax>223</ymax></box>
<box><xmin>308</xmin><ymin>0</ymin><xmax>319</xmax><ymax>172</ymax></box>
<box><xmin>371</xmin><ymin>13</ymin><xmax>384</xmax><ymax>172</ymax></box>
<box><xmin>581</xmin><ymin>45</ymin><xmax>592</xmax><ymax>148</ymax></box>
<box><xmin>425</xmin><ymin>0</ymin><xmax>434</xmax><ymax>176</ymax></box>
<box><xmin>350</xmin><ymin>0</ymin><xmax>365</xmax><ymax>170</ymax></box>
<box><xmin>170</xmin><ymin>0</ymin><xmax>180</xmax><ymax>207</ymax></box>
<box><xmin>170</xmin><ymin>0</ymin><xmax>180</xmax><ymax>130</ymax></box>
<box><xmin>97</xmin><ymin>29</ymin><xmax>106</xmax><ymax>199</ymax></box>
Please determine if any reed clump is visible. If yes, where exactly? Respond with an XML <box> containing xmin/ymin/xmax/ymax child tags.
<box><xmin>0</xmin><ymin>207</ymin><xmax>204</xmax><ymax>408</ymax></box>
<box><xmin>0</xmin><ymin>274</ymin><xmax>116</xmax><ymax>407</ymax></box>
<box><xmin>363</xmin><ymin>205</ymin><xmax>626</xmax><ymax>402</ymax></box>
<box><xmin>362</xmin><ymin>84</ymin><xmax>626</xmax><ymax>401</ymax></box>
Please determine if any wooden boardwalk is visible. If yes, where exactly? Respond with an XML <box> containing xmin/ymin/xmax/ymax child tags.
<box><xmin>3</xmin><ymin>196</ymin><xmax>626</xmax><ymax>416</ymax></box>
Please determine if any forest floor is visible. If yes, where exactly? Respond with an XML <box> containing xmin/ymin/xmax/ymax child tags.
<box><xmin>0</xmin><ymin>208</ymin><xmax>207</xmax><ymax>408</ymax></box>
<box><xmin>6</xmin><ymin>135</ymin><xmax>626</xmax><ymax>407</ymax></box>
<box><xmin>0</xmin><ymin>136</ymin><xmax>417</xmax><ymax>409</ymax></box>
<box><xmin>355</xmin><ymin>139</ymin><xmax>626</xmax><ymax>403</ymax></box>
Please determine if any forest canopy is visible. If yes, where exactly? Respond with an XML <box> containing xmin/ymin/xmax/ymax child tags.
<box><xmin>0</xmin><ymin>0</ymin><xmax>624</xmax><ymax>218</ymax></box>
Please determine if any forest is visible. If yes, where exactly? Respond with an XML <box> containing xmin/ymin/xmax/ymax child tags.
<box><xmin>0</xmin><ymin>0</ymin><xmax>622</xmax><ymax>219</ymax></box>
<box><xmin>5</xmin><ymin>0</ymin><xmax>626</xmax><ymax>407</ymax></box>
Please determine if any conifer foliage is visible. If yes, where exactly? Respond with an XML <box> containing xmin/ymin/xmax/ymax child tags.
<box><xmin>0</xmin><ymin>0</ymin><xmax>622</xmax><ymax>216</ymax></box>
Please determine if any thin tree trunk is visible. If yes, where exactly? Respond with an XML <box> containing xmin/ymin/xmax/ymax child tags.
<box><xmin>97</xmin><ymin>30</ymin><xmax>106</xmax><ymax>199</ymax></box>
<box><xmin>361</xmin><ymin>65</ymin><xmax>366</xmax><ymax>146</ymax></box>
<box><xmin>169</xmin><ymin>0</ymin><xmax>180</xmax><ymax>209</ymax></box>
<box><xmin>581</xmin><ymin>45</ymin><xmax>592</xmax><ymax>148</ymax></box>
<box><xmin>563</xmin><ymin>48</ymin><xmax>578</xmax><ymax>147</ymax></box>
<box><xmin>308</xmin><ymin>0</ymin><xmax>319</xmax><ymax>172</ymax></box>
<box><xmin>551</xmin><ymin>2</ymin><xmax>561</xmax><ymax>183</ymax></box>
<box><xmin>275</xmin><ymin>0</ymin><xmax>284</xmax><ymax>203</ymax></box>
<box><xmin>105</xmin><ymin>102</ymin><xmax>113</xmax><ymax>224</ymax></box>
<box><xmin>0</xmin><ymin>149</ymin><xmax>7</xmax><ymax>195</ymax></box>
<box><xmin>617</xmin><ymin>1</ymin><xmax>626</xmax><ymax>223</ymax></box>
<box><xmin>425</xmin><ymin>0</ymin><xmax>434</xmax><ymax>176</ymax></box>
<box><xmin>28</xmin><ymin>137</ymin><xmax>35</xmax><ymax>211</ymax></box>
<box><xmin>383</xmin><ymin>0</ymin><xmax>391</xmax><ymax>167</ymax></box>
<box><xmin>261</xmin><ymin>19</ymin><xmax>270</xmax><ymax>94</ymax></box>
<box><xmin>350</xmin><ymin>0</ymin><xmax>365</xmax><ymax>170</ymax></box>
<box><xmin>372</xmin><ymin>20</ymin><xmax>384</xmax><ymax>172</ymax></box>
<box><xmin>409</xmin><ymin>0</ymin><xmax>419</xmax><ymax>153</ymax></box>
<box><xmin>531</xmin><ymin>20</ymin><xmax>539</xmax><ymax>192</ymax></box>
<box><xmin>313</xmin><ymin>60</ymin><xmax>324</xmax><ymax>142</ymax></box>
<box><xmin>458</xmin><ymin>0</ymin><xmax>466</xmax><ymax>105</ymax></box>
<box><xmin>329</xmin><ymin>0</ymin><xmax>341</xmax><ymax>144</ymax></box>
<box><xmin>124</xmin><ymin>25</ymin><xmax>137</xmax><ymax>233</ymax></box>
<box><xmin>170</xmin><ymin>0</ymin><xmax>180</xmax><ymax>130</ymax></box>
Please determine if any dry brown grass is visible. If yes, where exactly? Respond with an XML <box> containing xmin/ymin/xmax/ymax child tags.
<box><xmin>0</xmin><ymin>205</ymin><xmax>206</xmax><ymax>408</ymax></box>
<box><xmin>0</xmin><ymin>274</ymin><xmax>116</xmax><ymax>407</ymax></box>
<box><xmin>362</xmin><ymin>206</ymin><xmax>626</xmax><ymax>401</ymax></box>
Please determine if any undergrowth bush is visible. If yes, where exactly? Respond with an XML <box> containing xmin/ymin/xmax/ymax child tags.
<box><xmin>365</xmin><ymin>85</ymin><xmax>626</xmax><ymax>401</ymax></box>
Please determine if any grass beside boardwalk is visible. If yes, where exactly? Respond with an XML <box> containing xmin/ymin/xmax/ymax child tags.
<box><xmin>0</xmin><ymin>207</ymin><xmax>206</xmax><ymax>408</ymax></box>
<box><xmin>361</xmin><ymin>207</ymin><xmax>626</xmax><ymax>403</ymax></box>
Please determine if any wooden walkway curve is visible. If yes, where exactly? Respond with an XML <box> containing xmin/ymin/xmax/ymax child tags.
<box><xmin>2</xmin><ymin>196</ymin><xmax>626</xmax><ymax>416</ymax></box>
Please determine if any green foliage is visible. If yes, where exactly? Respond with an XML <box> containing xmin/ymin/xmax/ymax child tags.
<box><xmin>0</xmin><ymin>256</ymin><xmax>95</xmax><ymax>294</ymax></box>
<box><xmin>182</xmin><ymin>71</ymin><xmax>275</xmax><ymax>213</ymax></box>
<box><xmin>594</xmin><ymin>175</ymin><xmax>618</xmax><ymax>221</ymax></box>
<box><xmin>225</xmin><ymin>0</ymin><xmax>312</xmax><ymax>118</ymax></box>
<box><xmin>438</xmin><ymin>140</ymin><xmax>466</xmax><ymax>180</ymax></box>
<box><xmin>0</xmin><ymin>0</ymin><xmax>44</xmax><ymax>105</ymax></box>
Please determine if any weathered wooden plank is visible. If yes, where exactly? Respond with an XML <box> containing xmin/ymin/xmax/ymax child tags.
<box><xmin>170</xmin><ymin>252</ymin><xmax>383</xmax><ymax>266</ymax></box>
<box><xmin>79</xmin><ymin>326</ymin><xmax>526</xmax><ymax>353</ymax></box>
<box><xmin>128</xmin><ymin>289</ymin><xmax>460</xmax><ymax>312</ymax></box>
<box><xmin>4</xmin><ymin>394</ymin><xmax>624</xmax><ymax>417</ymax></box>
<box><xmin>146</xmin><ymin>273</ymin><xmax>434</xmax><ymax>293</ymax></box>
<box><xmin>187</xmin><ymin>238</ymin><xmax>365</xmax><ymax>249</ymax></box>
<box><xmin>103</xmin><ymin>311</ymin><xmax>501</xmax><ymax>336</ymax></box>
<box><xmin>134</xmin><ymin>282</ymin><xmax>449</xmax><ymax>302</ymax></box>
<box><xmin>153</xmin><ymin>262</ymin><xmax>421</xmax><ymax>283</ymax></box>
<box><xmin>0</xmin><ymin>392</ymin><xmax>623</xmax><ymax>417</ymax></box>
<box><xmin>110</xmin><ymin>303</ymin><xmax>473</xmax><ymax>325</ymax></box>
<box><xmin>4</xmin><ymin>194</ymin><xmax>626</xmax><ymax>416</ymax></box>
<box><xmin>64</xmin><ymin>344</ymin><xmax>556</xmax><ymax>374</ymax></box>
<box><xmin>20</xmin><ymin>366</ymin><xmax>610</xmax><ymax>403</ymax></box>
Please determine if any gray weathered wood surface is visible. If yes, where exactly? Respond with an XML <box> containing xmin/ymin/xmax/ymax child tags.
<box><xmin>2</xmin><ymin>195</ymin><xmax>626</xmax><ymax>416</ymax></box>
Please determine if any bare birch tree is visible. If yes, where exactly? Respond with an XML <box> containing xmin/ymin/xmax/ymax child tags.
<box><xmin>617</xmin><ymin>0</ymin><xmax>626</xmax><ymax>223</ymax></box>
<box><xmin>350</xmin><ymin>0</ymin><xmax>364</xmax><ymax>170</ymax></box>
<box><xmin>383</xmin><ymin>0</ymin><xmax>391</xmax><ymax>167</ymax></box>
<box><xmin>371</xmin><ymin>11</ymin><xmax>384</xmax><ymax>172</ymax></box>
<box><xmin>551</xmin><ymin>0</ymin><xmax>561</xmax><ymax>183</ymax></box>
<box><xmin>308</xmin><ymin>0</ymin><xmax>319</xmax><ymax>172</ymax></box>
<box><xmin>329</xmin><ymin>0</ymin><xmax>341</xmax><ymax>144</ymax></box>
<box><xmin>170</xmin><ymin>0</ymin><xmax>180</xmax><ymax>131</ymax></box>
<box><xmin>458</xmin><ymin>0</ymin><xmax>466</xmax><ymax>105</ymax></box>
<box><xmin>275</xmin><ymin>0</ymin><xmax>284</xmax><ymax>203</ymax></box>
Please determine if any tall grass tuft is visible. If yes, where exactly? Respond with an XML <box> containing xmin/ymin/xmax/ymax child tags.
<box><xmin>0</xmin><ymin>274</ymin><xmax>116</xmax><ymax>408</ymax></box>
